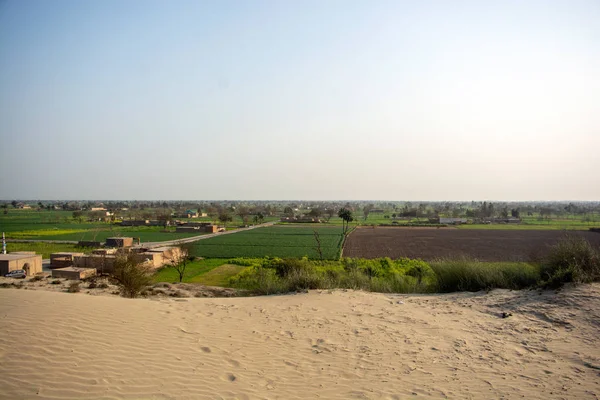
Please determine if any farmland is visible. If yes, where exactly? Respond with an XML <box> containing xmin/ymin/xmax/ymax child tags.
<box><xmin>153</xmin><ymin>258</ymin><xmax>245</xmax><ymax>285</ymax></box>
<box><xmin>343</xmin><ymin>227</ymin><xmax>600</xmax><ymax>262</ymax></box>
<box><xmin>5</xmin><ymin>226</ymin><xmax>203</xmax><ymax>243</ymax></box>
<box><xmin>188</xmin><ymin>225</ymin><xmax>343</xmax><ymax>259</ymax></box>
<box><xmin>3</xmin><ymin>242</ymin><xmax>95</xmax><ymax>258</ymax></box>
<box><xmin>0</xmin><ymin>210</ymin><xmax>205</xmax><ymax>243</ymax></box>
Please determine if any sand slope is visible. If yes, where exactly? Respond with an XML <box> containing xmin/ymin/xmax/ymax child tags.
<box><xmin>1</xmin><ymin>285</ymin><xmax>599</xmax><ymax>399</ymax></box>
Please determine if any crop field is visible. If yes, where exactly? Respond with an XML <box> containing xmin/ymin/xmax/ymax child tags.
<box><xmin>188</xmin><ymin>225</ymin><xmax>343</xmax><ymax>259</ymax></box>
<box><xmin>4</xmin><ymin>242</ymin><xmax>95</xmax><ymax>259</ymax></box>
<box><xmin>343</xmin><ymin>227</ymin><xmax>600</xmax><ymax>262</ymax></box>
<box><xmin>3</xmin><ymin>227</ymin><xmax>202</xmax><ymax>243</ymax></box>
<box><xmin>0</xmin><ymin>210</ymin><xmax>203</xmax><ymax>243</ymax></box>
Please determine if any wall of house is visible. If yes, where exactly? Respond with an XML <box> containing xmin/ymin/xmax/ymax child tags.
<box><xmin>52</xmin><ymin>267</ymin><xmax>97</xmax><ymax>280</ymax></box>
<box><xmin>0</xmin><ymin>256</ymin><xmax>43</xmax><ymax>276</ymax></box>
<box><xmin>73</xmin><ymin>255</ymin><xmax>117</xmax><ymax>273</ymax></box>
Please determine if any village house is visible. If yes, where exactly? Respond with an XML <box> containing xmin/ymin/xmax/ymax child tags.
<box><xmin>0</xmin><ymin>252</ymin><xmax>43</xmax><ymax>276</ymax></box>
<box><xmin>50</xmin><ymin>245</ymin><xmax>183</xmax><ymax>279</ymax></box>
<box><xmin>438</xmin><ymin>217</ymin><xmax>468</xmax><ymax>225</ymax></box>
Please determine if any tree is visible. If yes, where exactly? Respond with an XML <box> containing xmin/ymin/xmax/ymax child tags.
<box><xmin>236</xmin><ymin>206</ymin><xmax>250</xmax><ymax>226</ymax></box>
<box><xmin>253</xmin><ymin>212</ymin><xmax>265</xmax><ymax>225</ymax></box>
<box><xmin>11</xmin><ymin>200</ymin><xmax>17</xmax><ymax>208</ymax></box>
<box><xmin>363</xmin><ymin>204</ymin><xmax>374</xmax><ymax>221</ymax></box>
<box><xmin>500</xmin><ymin>207</ymin><xmax>509</xmax><ymax>219</ymax></box>
<box><xmin>324</xmin><ymin>208</ymin><xmax>336</xmax><ymax>222</ymax></box>
<box><xmin>313</xmin><ymin>230</ymin><xmax>324</xmax><ymax>261</ymax></box>
<box><xmin>540</xmin><ymin>207</ymin><xmax>553</xmax><ymax>220</ymax></box>
<box><xmin>338</xmin><ymin>208</ymin><xmax>354</xmax><ymax>236</ymax></box>
<box><xmin>207</xmin><ymin>206</ymin><xmax>219</xmax><ymax>223</ymax></box>
<box><xmin>167</xmin><ymin>244</ymin><xmax>193</xmax><ymax>283</ymax></box>
<box><xmin>511</xmin><ymin>208</ymin><xmax>521</xmax><ymax>218</ymax></box>
<box><xmin>283</xmin><ymin>206</ymin><xmax>294</xmax><ymax>217</ymax></box>
<box><xmin>308</xmin><ymin>207</ymin><xmax>323</xmax><ymax>219</ymax></box>
<box><xmin>219</xmin><ymin>211</ymin><xmax>233</xmax><ymax>228</ymax></box>
<box><xmin>72</xmin><ymin>211</ymin><xmax>84</xmax><ymax>223</ymax></box>
<box><xmin>112</xmin><ymin>253</ymin><xmax>152</xmax><ymax>298</ymax></box>
<box><xmin>156</xmin><ymin>209</ymin><xmax>172</xmax><ymax>228</ymax></box>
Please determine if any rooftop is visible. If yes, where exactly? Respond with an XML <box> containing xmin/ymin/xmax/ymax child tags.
<box><xmin>0</xmin><ymin>254</ymin><xmax>41</xmax><ymax>261</ymax></box>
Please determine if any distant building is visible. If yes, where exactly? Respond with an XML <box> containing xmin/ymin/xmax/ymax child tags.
<box><xmin>439</xmin><ymin>218</ymin><xmax>468</xmax><ymax>225</ymax></box>
<box><xmin>105</xmin><ymin>237</ymin><xmax>134</xmax><ymax>248</ymax></box>
<box><xmin>175</xmin><ymin>210</ymin><xmax>199</xmax><ymax>218</ymax></box>
<box><xmin>176</xmin><ymin>225</ymin><xmax>218</xmax><ymax>233</ymax></box>
<box><xmin>120</xmin><ymin>220</ymin><xmax>149</xmax><ymax>227</ymax></box>
<box><xmin>280</xmin><ymin>216</ymin><xmax>321</xmax><ymax>223</ymax></box>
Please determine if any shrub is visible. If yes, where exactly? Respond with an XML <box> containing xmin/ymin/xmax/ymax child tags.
<box><xmin>50</xmin><ymin>280</ymin><xmax>62</xmax><ymax>285</ymax></box>
<box><xmin>430</xmin><ymin>257</ymin><xmax>539</xmax><ymax>292</ymax></box>
<box><xmin>97</xmin><ymin>282</ymin><xmax>109</xmax><ymax>289</ymax></box>
<box><xmin>406</xmin><ymin>263</ymin><xmax>435</xmax><ymax>286</ymax></box>
<box><xmin>272</xmin><ymin>258</ymin><xmax>311</xmax><ymax>278</ymax></box>
<box><xmin>540</xmin><ymin>235</ymin><xmax>600</xmax><ymax>288</ymax></box>
<box><xmin>68</xmin><ymin>282</ymin><xmax>81</xmax><ymax>293</ymax></box>
<box><xmin>88</xmin><ymin>282</ymin><xmax>97</xmax><ymax>289</ymax></box>
<box><xmin>30</xmin><ymin>275</ymin><xmax>44</xmax><ymax>282</ymax></box>
<box><xmin>228</xmin><ymin>258</ymin><xmax>260</xmax><ymax>267</ymax></box>
<box><xmin>112</xmin><ymin>254</ymin><xmax>153</xmax><ymax>298</ymax></box>
<box><xmin>284</xmin><ymin>267</ymin><xmax>323</xmax><ymax>291</ymax></box>
<box><xmin>229</xmin><ymin>265</ymin><xmax>283</xmax><ymax>295</ymax></box>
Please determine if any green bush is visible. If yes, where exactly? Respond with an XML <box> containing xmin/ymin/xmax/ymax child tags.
<box><xmin>430</xmin><ymin>257</ymin><xmax>539</xmax><ymax>292</ymax></box>
<box><xmin>227</xmin><ymin>255</ymin><xmax>549</xmax><ymax>295</ymax></box>
<box><xmin>540</xmin><ymin>235</ymin><xmax>600</xmax><ymax>288</ymax></box>
<box><xmin>112</xmin><ymin>254</ymin><xmax>153</xmax><ymax>298</ymax></box>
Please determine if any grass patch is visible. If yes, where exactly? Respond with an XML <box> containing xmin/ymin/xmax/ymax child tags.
<box><xmin>5</xmin><ymin>242</ymin><xmax>94</xmax><ymax>258</ymax></box>
<box><xmin>539</xmin><ymin>235</ymin><xmax>600</xmax><ymax>288</ymax></box>
<box><xmin>188</xmin><ymin>264</ymin><xmax>245</xmax><ymax>287</ymax></box>
<box><xmin>457</xmin><ymin>224</ymin><xmax>591</xmax><ymax>231</ymax></box>
<box><xmin>429</xmin><ymin>257</ymin><xmax>540</xmax><ymax>292</ymax></box>
<box><xmin>152</xmin><ymin>259</ymin><xmax>228</xmax><ymax>283</ymax></box>
<box><xmin>228</xmin><ymin>257</ymin><xmax>438</xmax><ymax>295</ymax></box>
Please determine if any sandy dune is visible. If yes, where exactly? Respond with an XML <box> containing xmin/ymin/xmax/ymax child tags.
<box><xmin>1</xmin><ymin>285</ymin><xmax>599</xmax><ymax>399</ymax></box>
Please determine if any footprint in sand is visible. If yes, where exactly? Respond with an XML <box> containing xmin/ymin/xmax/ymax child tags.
<box><xmin>200</xmin><ymin>347</ymin><xmax>211</xmax><ymax>353</ymax></box>
<box><xmin>223</xmin><ymin>373</ymin><xmax>237</xmax><ymax>382</ymax></box>
<box><xmin>226</xmin><ymin>358</ymin><xmax>240</xmax><ymax>367</ymax></box>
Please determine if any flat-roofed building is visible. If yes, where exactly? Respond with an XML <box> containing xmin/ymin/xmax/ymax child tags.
<box><xmin>50</xmin><ymin>252</ymin><xmax>86</xmax><ymax>269</ymax></box>
<box><xmin>0</xmin><ymin>253</ymin><xmax>43</xmax><ymax>276</ymax></box>
<box><xmin>105</xmin><ymin>237</ymin><xmax>134</xmax><ymax>248</ymax></box>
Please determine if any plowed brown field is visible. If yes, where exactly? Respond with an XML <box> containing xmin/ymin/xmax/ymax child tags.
<box><xmin>343</xmin><ymin>227</ymin><xmax>600</xmax><ymax>261</ymax></box>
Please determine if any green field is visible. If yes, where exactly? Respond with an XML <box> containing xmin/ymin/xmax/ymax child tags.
<box><xmin>187</xmin><ymin>226</ymin><xmax>343</xmax><ymax>259</ymax></box>
<box><xmin>152</xmin><ymin>259</ymin><xmax>244</xmax><ymax>286</ymax></box>
<box><xmin>458</xmin><ymin>217</ymin><xmax>596</xmax><ymax>230</ymax></box>
<box><xmin>4</xmin><ymin>242</ymin><xmax>95</xmax><ymax>258</ymax></box>
<box><xmin>0</xmin><ymin>210</ymin><xmax>205</xmax><ymax>242</ymax></box>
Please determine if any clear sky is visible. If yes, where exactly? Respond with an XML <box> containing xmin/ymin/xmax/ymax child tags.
<box><xmin>0</xmin><ymin>0</ymin><xmax>598</xmax><ymax>201</ymax></box>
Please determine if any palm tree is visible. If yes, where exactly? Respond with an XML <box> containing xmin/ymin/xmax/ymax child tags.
<box><xmin>338</xmin><ymin>208</ymin><xmax>354</xmax><ymax>236</ymax></box>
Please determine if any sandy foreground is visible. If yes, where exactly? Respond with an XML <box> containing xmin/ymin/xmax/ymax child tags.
<box><xmin>1</xmin><ymin>285</ymin><xmax>599</xmax><ymax>400</ymax></box>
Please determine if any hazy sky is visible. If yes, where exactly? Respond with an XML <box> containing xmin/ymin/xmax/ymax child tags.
<box><xmin>0</xmin><ymin>0</ymin><xmax>598</xmax><ymax>201</ymax></box>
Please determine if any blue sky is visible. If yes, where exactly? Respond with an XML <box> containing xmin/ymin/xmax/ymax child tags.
<box><xmin>0</xmin><ymin>0</ymin><xmax>598</xmax><ymax>200</ymax></box>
